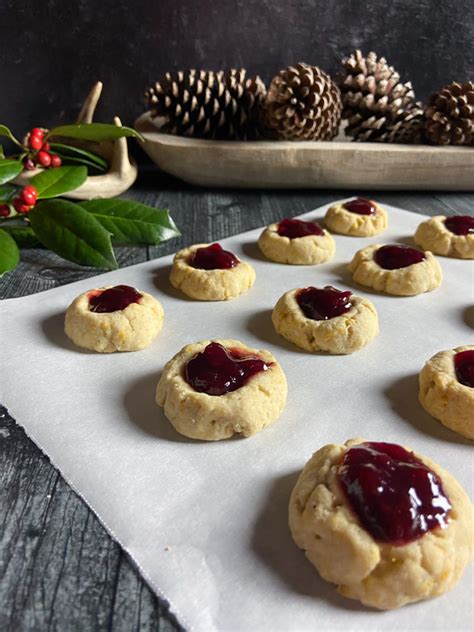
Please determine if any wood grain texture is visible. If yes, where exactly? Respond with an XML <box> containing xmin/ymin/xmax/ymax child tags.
<box><xmin>1</xmin><ymin>175</ymin><xmax>473</xmax><ymax>631</ymax></box>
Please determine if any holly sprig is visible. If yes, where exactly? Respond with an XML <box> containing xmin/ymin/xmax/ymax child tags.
<box><xmin>0</xmin><ymin>122</ymin><xmax>179</xmax><ymax>277</ymax></box>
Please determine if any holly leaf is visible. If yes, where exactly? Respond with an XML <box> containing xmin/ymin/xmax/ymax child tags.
<box><xmin>0</xmin><ymin>228</ymin><xmax>20</xmax><ymax>276</ymax></box>
<box><xmin>80</xmin><ymin>199</ymin><xmax>181</xmax><ymax>245</ymax></box>
<box><xmin>31</xmin><ymin>165</ymin><xmax>87</xmax><ymax>199</ymax></box>
<box><xmin>1</xmin><ymin>225</ymin><xmax>43</xmax><ymax>248</ymax></box>
<box><xmin>48</xmin><ymin>123</ymin><xmax>143</xmax><ymax>142</ymax></box>
<box><xmin>0</xmin><ymin>159</ymin><xmax>23</xmax><ymax>185</ymax></box>
<box><xmin>29</xmin><ymin>199</ymin><xmax>117</xmax><ymax>269</ymax></box>
<box><xmin>0</xmin><ymin>124</ymin><xmax>23</xmax><ymax>148</ymax></box>
<box><xmin>50</xmin><ymin>143</ymin><xmax>108</xmax><ymax>171</ymax></box>
<box><xmin>0</xmin><ymin>184</ymin><xmax>18</xmax><ymax>202</ymax></box>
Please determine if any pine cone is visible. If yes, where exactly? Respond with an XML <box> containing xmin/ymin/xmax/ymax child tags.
<box><xmin>262</xmin><ymin>63</ymin><xmax>342</xmax><ymax>141</ymax></box>
<box><xmin>145</xmin><ymin>69</ymin><xmax>266</xmax><ymax>140</ymax></box>
<box><xmin>338</xmin><ymin>50</ymin><xmax>422</xmax><ymax>143</ymax></box>
<box><xmin>424</xmin><ymin>82</ymin><xmax>474</xmax><ymax>145</ymax></box>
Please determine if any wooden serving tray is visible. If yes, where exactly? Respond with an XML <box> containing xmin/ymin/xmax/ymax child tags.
<box><xmin>135</xmin><ymin>111</ymin><xmax>474</xmax><ymax>191</ymax></box>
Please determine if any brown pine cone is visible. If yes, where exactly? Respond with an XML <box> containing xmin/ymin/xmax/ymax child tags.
<box><xmin>424</xmin><ymin>82</ymin><xmax>474</xmax><ymax>145</ymax></box>
<box><xmin>262</xmin><ymin>63</ymin><xmax>342</xmax><ymax>141</ymax></box>
<box><xmin>145</xmin><ymin>69</ymin><xmax>266</xmax><ymax>140</ymax></box>
<box><xmin>338</xmin><ymin>50</ymin><xmax>422</xmax><ymax>143</ymax></box>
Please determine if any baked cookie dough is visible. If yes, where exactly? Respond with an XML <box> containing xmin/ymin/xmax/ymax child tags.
<box><xmin>419</xmin><ymin>346</ymin><xmax>474</xmax><ymax>439</ymax></box>
<box><xmin>325</xmin><ymin>198</ymin><xmax>388</xmax><ymax>237</ymax></box>
<box><xmin>169</xmin><ymin>243</ymin><xmax>255</xmax><ymax>300</ymax></box>
<box><xmin>348</xmin><ymin>244</ymin><xmax>443</xmax><ymax>296</ymax></box>
<box><xmin>65</xmin><ymin>284</ymin><xmax>164</xmax><ymax>352</ymax></box>
<box><xmin>414</xmin><ymin>215</ymin><xmax>474</xmax><ymax>259</ymax></box>
<box><xmin>272</xmin><ymin>286</ymin><xmax>378</xmax><ymax>354</ymax></box>
<box><xmin>289</xmin><ymin>439</ymin><xmax>474</xmax><ymax>610</ymax></box>
<box><xmin>258</xmin><ymin>218</ymin><xmax>335</xmax><ymax>265</ymax></box>
<box><xmin>156</xmin><ymin>339</ymin><xmax>287</xmax><ymax>440</ymax></box>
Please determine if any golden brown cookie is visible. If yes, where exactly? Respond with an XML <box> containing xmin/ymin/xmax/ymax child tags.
<box><xmin>156</xmin><ymin>339</ymin><xmax>287</xmax><ymax>440</ymax></box>
<box><xmin>65</xmin><ymin>284</ymin><xmax>164</xmax><ymax>352</ymax></box>
<box><xmin>348</xmin><ymin>243</ymin><xmax>442</xmax><ymax>296</ymax></box>
<box><xmin>325</xmin><ymin>198</ymin><xmax>388</xmax><ymax>237</ymax></box>
<box><xmin>169</xmin><ymin>243</ymin><xmax>255</xmax><ymax>300</ymax></box>
<box><xmin>414</xmin><ymin>215</ymin><xmax>474</xmax><ymax>259</ymax></box>
<box><xmin>419</xmin><ymin>346</ymin><xmax>474</xmax><ymax>439</ymax></box>
<box><xmin>258</xmin><ymin>218</ymin><xmax>335</xmax><ymax>265</ymax></box>
<box><xmin>272</xmin><ymin>286</ymin><xmax>378</xmax><ymax>354</ymax></box>
<box><xmin>289</xmin><ymin>439</ymin><xmax>474</xmax><ymax>610</ymax></box>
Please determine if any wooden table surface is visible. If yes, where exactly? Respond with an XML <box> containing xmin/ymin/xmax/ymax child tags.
<box><xmin>1</xmin><ymin>172</ymin><xmax>473</xmax><ymax>631</ymax></box>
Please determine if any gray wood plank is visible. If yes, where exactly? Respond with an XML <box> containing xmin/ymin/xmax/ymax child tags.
<box><xmin>1</xmin><ymin>179</ymin><xmax>473</xmax><ymax>631</ymax></box>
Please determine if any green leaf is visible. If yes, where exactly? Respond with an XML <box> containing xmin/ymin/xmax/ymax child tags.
<box><xmin>48</xmin><ymin>123</ymin><xmax>143</xmax><ymax>142</ymax></box>
<box><xmin>0</xmin><ymin>124</ymin><xmax>23</xmax><ymax>148</ymax></box>
<box><xmin>31</xmin><ymin>165</ymin><xmax>88</xmax><ymax>199</ymax></box>
<box><xmin>29</xmin><ymin>199</ymin><xmax>117</xmax><ymax>270</ymax></box>
<box><xmin>0</xmin><ymin>184</ymin><xmax>18</xmax><ymax>201</ymax></box>
<box><xmin>79</xmin><ymin>199</ymin><xmax>181</xmax><ymax>245</ymax></box>
<box><xmin>0</xmin><ymin>228</ymin><xmax>20</xmax><ymax>276</ymax></box>
<box><xmin>1</xmin><ymin>225</ymin><xmax>43</xmax><ymax>248</ymax></box>
<box><xmin>50</xmin><ymin>143</ymin><xmax>108</xmax><ymax>171</ymax></box>
<box><xmin>0</xmin><ymin>159</ymin><xmax>23</xmax><ymax>185</ymax></box>
<box><xmin>0</xmin><ymin>145</ymin><xmax>4</xmax><ymax>159</ymax></box>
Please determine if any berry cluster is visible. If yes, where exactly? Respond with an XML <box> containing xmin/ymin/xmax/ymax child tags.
<box><xmin>23</xmin><ymin>128</ymin><xmax>62</xmax><ymax>171</ymax></box>
<box><xmin>0</xmin><ymin>185</ymin><xmax>39</xmax><ymax>217</ymax></box>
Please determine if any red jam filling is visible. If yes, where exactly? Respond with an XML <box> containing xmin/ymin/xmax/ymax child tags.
<box><xmin>296</xmin><ymin>286</ymin><xmax>353</xmax><ymax>320</ymax></box>
<box><xmin>189</xmin><ymin>243</ymin><xmax>239</xmax><ymax>270</ymax></box>
<box><xmin>338</xmin><ymin>442</ymin><xmax>451</xmax><ymax>545</ymax></box>
<box><xmin>88</xmin><ymin>285</ymin><xmax>142</xmax><ymax>313</ymax></box>
<box><xmin>444</xmin><ymin>215</ymin><xmax>474</xmax><ymax>236</ymax></box>
<box><xmin>375</xmin><ymin>244</ymin><xmax>426</xmax><ymax>270</ymax></box>
<box><xmin>185</xmin><ymin>342</ymin><xmax>270</xmax><ymax>396</ymax></box>
<box><xmin>454</xmin><ymin>350</ymin><xmax>474</xmax><ymax>388</ymax></box>
<box><xmin>343</xmin><ymin>198</ymin><xmax>376</xmax><ymax>216</ymax></box>
<box><xmin>277</xmin><ymin>218</ymin><xmax>324</xmax><ymax>239</ymax></box>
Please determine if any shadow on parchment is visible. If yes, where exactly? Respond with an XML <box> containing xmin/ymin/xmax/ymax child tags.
<box><xmin>463</xmin><ymin>305</ymin><xmax>474</xmax><ymax>329</ymax></box>
<box><xmin>123</xmin><ymin>371</ymin><xmax>194</xmax><ymax>443</ymax></box>
<box><xmin>384</xmin><ymin>373</ymin><xmax>472</xmax><ymax>445</ymax></box>
<box><xmin>151</xmin><ymin>263</ymin><xmax>196</xmax><ymax>302</ymax></box>
<box><xmin>251</xmin><ymin>471</ymin><xmax>366</xmax><ymax>611</ymax></box>
<box><xmin>241</xmin><ymin>241</ymin><xmax>269</xmax><ymax>263</ymax></box>
<box><xmin>41</xmin><ymin>311</ymin><xmax>94</xmax><ymax>354</ymax></box>
<box><xmin>246</xmin><ymin>309</ymin><xmax>306</xmax><ymax>354</ymax></box>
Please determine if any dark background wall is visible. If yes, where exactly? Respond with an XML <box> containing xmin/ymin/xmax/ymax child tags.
<box><xmin>0</xmin><ymin>0</ymin><xmax>473</xmax><ymax>136</ymax></box>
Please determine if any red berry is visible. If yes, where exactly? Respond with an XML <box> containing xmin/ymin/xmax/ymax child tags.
<box><xmin>0</xmin><ymin>204</ymin><xmax>10</xmax><ymax>217</ymax></box>
<box><xmin>41</xmin><ymin>141</ymin><xmax>51</xmax><ymax>152</ymax></box>
<box><xmin>50</xmin><ymin>154</ymin><xmax>62</xmax><ymax>168</ymax></box>
<box><xmin>37</xmin><ymin>150</ymin><xmax>51</xmax><ymax>167</ymax></box>
<box><xmin>13</xmin><ymin>198</ymin><xmax>31</xmax><ymax>214</ymax></box>
<box><xmin>23</xmin><ymin>157</ymin><xmax>36</xmax><ymax>171</ymax></box>
<box><xmin>21</xmin><ymin>185</ymin><xmax>38</xmax><ymax>206</ymax></box>
<box><xmin>29</xmin><ymin>134</ymin><xmax>43</xmax><ymax>150</ymax></box>
<box><xmin>31</xmin><ymin>127</ymin><xmax>45</xmax><ymax>140</ymax></box>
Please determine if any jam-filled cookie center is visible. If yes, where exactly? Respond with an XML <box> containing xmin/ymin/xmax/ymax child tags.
<box><xmin>343</xmin><ymin>198</ymin><xmax>376</xmax><ymax>216</ymax></box>
<box><xmin>296</xmin><ymin>286</ymin><xmax>353</xmax><ymax>320</ymax></box>
<box><xmin>185</xmin><ymin>342</ymin><xmax>270</xmax><ymax>396</ymax></box>
<box><xmin>338</xmin><ymin>441</ymin><xmax>451</xmax><ymax>545</ymax></box>
<box><xmin>88</xmin><ymin>285</ymin><xmax>142</xmax><ymax>313</ymax></box>
<box><xmin>444</xmin><ymin>215</ymin><xmax>474</xmax><ymax>236</ymax></box>
<box><xmin>375</xmin><ymin>244</ymin><xmax>426</xmax><ymax>270</ymax></box>
<box><xmin>454</xmin><ymin>350</ymin><xmax>474</xmax><ymax>388</ymax></box>
<box><xmin>277</xmin><ymin>218</ymin><xmax>324</xmax><ymax>239</ymax></box>
<box><xmin>189</xmin><ymin>243</ymin><xmax>239</xmax><ymax>270</ymax></box>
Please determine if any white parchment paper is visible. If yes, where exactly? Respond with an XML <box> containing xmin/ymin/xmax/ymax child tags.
<box><xmin>2</xmin><ymin>202</ymin><xmax>473</xmax><ymax>631</ymax></box>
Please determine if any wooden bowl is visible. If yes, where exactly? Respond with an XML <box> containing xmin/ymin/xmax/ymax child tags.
<box><xmin>135</xmin><ymin>111</ymin><xmax>474</xmax><ymax>190</ymax></box>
